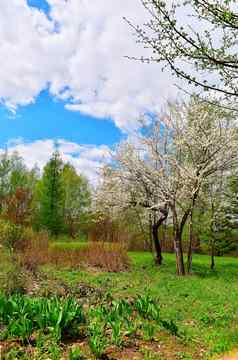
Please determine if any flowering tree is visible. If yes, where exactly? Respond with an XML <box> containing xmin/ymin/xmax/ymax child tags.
<box><xmin>96</xmin><ymin>145</ymin><xmax>169</xmax><ymax>265</ymax></box>
<box><xmin>97</xmin><ymin>98</ymin><xmax>238</xmax><ymax>275</ymax></box>
<box><xmin>129</xmin><ymin>0</ymin><xmax>238</xmax><ymax>110</ymax></box>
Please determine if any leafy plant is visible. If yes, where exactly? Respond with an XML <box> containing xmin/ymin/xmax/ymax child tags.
<box><xmin>0</xmin><ymin>294</ymin><xmax>85</xmax><ymax>342</ymax></box>
<box><xmin>135</xmin><ymin>293</ymin><xmax>160</xmax><ymax>321</ymax></box>
<box><xmin>111</xmin><ymin>319</ymin><xmax>123</xmax><ymax>346</ymax></box>
<box><xmin>0</xmin><ymin>220</ymin><xmax>24</xmax><ymax>251</ymax></box>
<box><xmin>2</xmin><ymin>345</ymin><xmax>30</xmax><ymax>360</ymax></box>
<box><xmin>36</xmin><ymin>333</ymin><xmax>62</xmax><ymax>360</ymax></box>
<box><xmin>143</xmin><ymin>321</ymin><xmax>156</xmax><ymax>341</ymax></box>
<box><xmin>88</xmin><ymin>322</ymin><xmax>108</xmax><ymax>358</ymax></box>
<box><xmin>160</xmin><ymin>319</ymin><xmax>179</xmax><ymax>336</ymax></box>
<box><xmin>68</xmin><ymin>346</ymin><xmax>85</xmax><ymax>360</ymax></box>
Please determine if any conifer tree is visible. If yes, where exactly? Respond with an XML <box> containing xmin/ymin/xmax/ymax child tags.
<box><xmin>37</xmin><ymin>150</ymin><xmax>65</xmax><ymax>235</ymax></box>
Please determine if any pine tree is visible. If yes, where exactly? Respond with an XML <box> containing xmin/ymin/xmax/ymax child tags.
<box><xmin>37</xmin><ymin>150</ymin><xmax>65</xmax><ymax>236</ymax></box>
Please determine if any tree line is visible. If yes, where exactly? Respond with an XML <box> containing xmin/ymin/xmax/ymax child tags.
<box><xmin>0</xmin><ymin>150</ymin><xmax>91</xmax><ymax>238</ymax></box>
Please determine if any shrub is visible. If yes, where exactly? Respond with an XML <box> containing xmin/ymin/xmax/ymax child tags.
<box><xmin>0</xmin><ymin>220</ymin><xmax>24</xmax><ymax>251</ymax></box>
<box><xmin>2</xmin><ymin>260</ymin><xmax>31</xmax><ymax>296</ymax></box>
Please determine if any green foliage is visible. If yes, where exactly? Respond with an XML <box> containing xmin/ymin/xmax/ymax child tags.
<box><xmin>0</xmin><ymin>288</ymin><xmax>179</xmax><ymax>358</ymax></box>
<box><xmin>3</xmin><ymin>263</ymin><xmax>30</xmax><ymax>295</ymax></box>
<box><xmin>0</xmin><ymin>294</ymin><xmax>85</xmax><ymax>342</ymax></box>
<box><xmin>160</xmin><ymin>319</ymin><xmax>179</xmax><ymax>336</ymax></box>
<box><xmin>111</xmin><ymin>318</ymin><xmax>123</xmax><ymax>346</ymax></box>
<box><xmin>48</xmin><ymin>252</ymin><xmax>238</xmax><ymax>358</ymax></box>
<box><xmin>62</xmin><ymin>164</ymin><xmax>91</xmax><ymax>238</ymax></box>
<box><xmin>135</xmin><ymin>293</ymin><xmax>160</xmax><ymax>321</ymax></box>
<box><xmin>36</xmin><ymin>333</ymin><xmax>62</xmax><ymax>360</ymax></box>
<box><xmin>88</xmin><ymin>321</ymin><xmax>108</xmax><ymax>357</ymax></box>
<box><xmin>142</xmin><ymin>321</ymin><xmax>156</xmax><ymax>341</ymax></box>
<box><xmin>68</xmin><ymin>346</ymin><xmax>85</xmax><ymax>360</ymax></box>
<box><xmin>33</xmin><ymin>153</ymin><xmax>91</xmax><ymax>238</ymax></box>
<box><xmin>2</xmin><ymin>252</ymin><xmax>238</xmax><ymax>358</ymax></box>
<box><xmin>0</xmin><ymin>152</ymin><xmax>38</xmax><ymax>223</ymax></box>
<box><xmin>36</xmin><ymin>151</ymin><xmax>65</xmax><ymax>235</ymax></box>
<box><xmin>2</xmin><ymin>345</ymin><xmax>30</xmax><ymax>360</ymax></box>
<box><xmin>0</xmin><ymin>220</ymin><xmax>24</xmax><ymax>250</ymax></box>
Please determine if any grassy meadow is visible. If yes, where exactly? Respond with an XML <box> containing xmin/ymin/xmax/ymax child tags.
<box><xmin>0</xmin><ymin>243</ymin><xmax>238</xmax><ymax>360</ymax></box>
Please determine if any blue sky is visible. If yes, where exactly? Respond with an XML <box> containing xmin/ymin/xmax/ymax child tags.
<box><xmin>0</xmin><ymin>1</ymin><xmax>123</xmax><ymax>149</ymax></box>
<box><xmin>0</xmin><ymin>0</ymin><xmax>175</xmax><ymax>183</ymax></box>
<box><xmin>27</xmin><ymin>0</ymin><xmax>50</xmax><ymax>15</ymax></box>
<box><xmin>0</xmin><ymin>90</ymin><xmax>122</xmax><ymax>148</ymax></box>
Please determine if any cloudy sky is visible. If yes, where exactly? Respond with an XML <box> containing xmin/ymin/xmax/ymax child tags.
<box><xmin>0</xmin><ymin>0</ymin><xmax>178</xmax><ymax>184</ymax></box>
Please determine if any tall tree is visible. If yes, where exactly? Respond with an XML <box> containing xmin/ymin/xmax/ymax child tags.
<box><xmin>37</xmin><ymin>151</ymin><xmax>65</xmax><ymax>236</ymax></box>
<box><xmin>62</xmin><ymin>164</ymin><xmax>91</xmax><ymax>238</ymax></box>
<box><xmin>0</xmin><ymin>151</ymin><xmax>12</xmax><ymax>212</ymax></box>
<box><xmin>0</xmin><ymin>151</ymin><xmax>38</xmax><ymax>225</ymax></box>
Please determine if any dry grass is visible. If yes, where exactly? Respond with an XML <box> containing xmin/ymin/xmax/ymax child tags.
<box><xmin>18</xmin><ymin>230</ymin><xmax>49</xmax><ymax>273</ymax></box>
<box><xmin>19</xmin><ymin>232</ymin><xmax>130</xmax><ymax>272</ymax></box>
<box><xmin>49</xmin><ymin>242</ymin><xmax>130</xmax><ymax>272</ymax></box>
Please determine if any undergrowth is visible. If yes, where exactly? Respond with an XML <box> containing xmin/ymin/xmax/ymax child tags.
<box><xmin>0</xmin><ymin>292</ymin><xmax>179</xmax><ymax>359</ymax></box>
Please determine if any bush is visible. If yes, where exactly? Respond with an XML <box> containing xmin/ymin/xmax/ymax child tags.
<box><xmin>2</xmin><ymin>260</ymin><xmax>31</xmax><ymax>295</ymax></box>
<box><xmin>0</xmin><ymin>220</ymin><xmax>24</xmax><ymax>251</ymax></box>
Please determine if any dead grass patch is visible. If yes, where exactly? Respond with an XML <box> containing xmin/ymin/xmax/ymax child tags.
<box><xmin>19</xmin><ymin>234</ymin><xmax>130</xmax><ymax>273</ymax></box>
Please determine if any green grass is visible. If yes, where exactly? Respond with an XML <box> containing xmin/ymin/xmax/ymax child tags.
<box><xmin>50</xmin><ymin>240</ymin><xmax>124</xmax><ymax>251</ymax></box>
<box><xmin>1</xmin><ymin>249</ymin><xmax>238</xmax><ymax>359</ymax></box>
<box><xmin>50</xmin><ymin>241</ymin><xmax>88</xmax><ymax>250</ymax></box>
<box><xmin>45</xmin><ymin>252</ymin><xmax>238</xmax><ymax>359</ymax></box>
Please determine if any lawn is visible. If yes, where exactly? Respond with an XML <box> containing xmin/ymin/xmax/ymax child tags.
<box><xmin>1</xmin><ymin>250</ymin><xmax>238</xmax><ymax>359</ymax></box>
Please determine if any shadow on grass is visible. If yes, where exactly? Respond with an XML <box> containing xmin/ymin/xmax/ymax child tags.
<box><xmin>192</xmin><ymin>261</ymin><xmax>238</xmax><ymax>280</ymax></box>
<box><xmin>132</xmin><ymin>252</ymin><xmax>238</xmax><ymax>280</ymax></box>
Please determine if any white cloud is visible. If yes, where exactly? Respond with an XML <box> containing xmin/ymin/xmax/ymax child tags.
<box><xmin>0</xmin><ymin>0</ymin><xmax>178</xmax><ymax>131</ymax></box>
<box><xmin>1</xmin><ymin>139</ymin><xmax>111</xmax><ymax>186</ymax></box>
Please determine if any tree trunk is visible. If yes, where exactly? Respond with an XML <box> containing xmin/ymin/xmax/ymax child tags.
<box><xmin>210</xmin><ymin>238</ymin><xmax>215</xmax><ymax>269</ymax></box>
<box><xmin>149</xmin><ymin>213</ymin><xmax>153</xmax><ymax>252</ymax></box>
<box><xmin>152</xmin><ymin>206</ymin><xmax>168</xmax><ymax>265</ymax></box>
<box><xmin>187</xmin><ymin>212</ymin><xmax>194</xmax><ymax>274</ymax></box>
<box><xmin>152</xmin><ymin>221</ymin><xmax>163</xmax><ymax>265</ymax></box>
<box><xmin>174</xmin><ymin>231</ymin><xmax>185</xmax><ymax>275</ymax></box>
<box><xmin>210</xmin><ymin>200</ymin><xmax>216</xmax><ymax>270</ymax></box>
<box><xmin>172</xmin><ymin>205</ymin><xmax>186</xmax><ymax>276</ymax></box>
